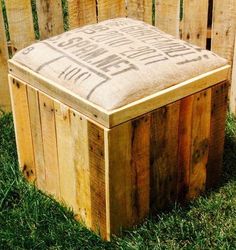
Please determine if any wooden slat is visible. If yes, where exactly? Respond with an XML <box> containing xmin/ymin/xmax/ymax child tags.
<box><xmin>88</xmin><ymin>122</ymin><xmax>107</xmax><ymax>238</ymax></box>
<box><xmin>27</xmin><ymin>86</ymin><xmax>46</xmax><ymax>190</ymax></box>
<box><xmin>150</xmin><ymin>102</ymin><xmax>180</xmax><ymax>209</ymax></box>
<box><xmin>36</xmin><ymin>0</ymin><xmax>64</xmax><ymax>40</ymax></box>
<box><xmin>155</xmin><ymin>0</ymin><xmax>180</xmax><ymax>37</ymax></box>
<box><xmin>9</xmin><ymin>77</ymin><xmax>36</xmax><ymax>182</ymax></box>
<box><xmin>67</xmin><ymin>0</ymin><xmax>97</xmax><ymax>29</ymax></box>
<box><xmin>39</xmin><ymin>92</ymin><xmax>60</xmax><ymax>199</ymax></box>
<box><xmin>5</xmin><ymin>0</ymin><xmax>35</xmax><ymax>52</ymax></box>
<box><xmin>0</xmin><ymin>6</ymin><xmax>10</xmax><ymax>111</ymax></box>
<box><xmin>230</xmin><ymin>38</ymin><xmax>236</xmax><ymax>114</ymax></box>
<box><xmin>207</xmin><ymin>81</ymin><xmax>228</xmax><ymax>189</ymax></box>
<box><xmin>70</xmin><ymin>110</ymin><xmax>92</xmax><ymax>227</ymax></box>
<box><xmin>97</xmin><ymin>0</ymin><xmax>126</xmax><ymax>22</ymax></box>
<box><xmin>107</xmin><ymin>121</ymin><xmax>132</xmax><ymax>234</ymax></box>
<box><xmin>182</xmin><ymin>0</ymin><xmax>208</xmax><ymax>48</ymax></box>
<box><xmin>212</xmin><ymin>0</ymin><xmax>236</xmax><ymax>63</ymax></box>
<box><xmin>55</xmin><ymin>102</ymin><xmax>77</xmax><ymax>209</ymax></box>
<box><xmin>187</xmin><ymin>89</ymin><xmax>211</xmax><ymax>199</ymax></box>
<box><xmin>127</xmin><ymin>0</ymin><xmax>153</xmax><ymax>24</ymax></box>
<box><xmin>177</xmin><ymin>96</ymin><xmax>193</xmax><ymax>201</ymax></box>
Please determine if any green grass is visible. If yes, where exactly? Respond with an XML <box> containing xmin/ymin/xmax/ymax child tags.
<box><xmin>0</xmin><ymin>111</ymin><xmax>236</xmax><ymax>249</ymax></box>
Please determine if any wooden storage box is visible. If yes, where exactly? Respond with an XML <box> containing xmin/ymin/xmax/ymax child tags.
<box><xmin>8</xmin><ymin>18</ymin><xmax>230</xmax><ymax>240</ymax></box>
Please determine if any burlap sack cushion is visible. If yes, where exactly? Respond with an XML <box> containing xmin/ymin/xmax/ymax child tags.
<box><xmin>12</xmin><ymin>18</ymin><xmax>228</xmax><ymax>111</ymax></box>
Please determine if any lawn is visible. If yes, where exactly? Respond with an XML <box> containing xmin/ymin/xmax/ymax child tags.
<box><xmin>0</xmin><ymin>111</ymin><xmax>236</xmax><ymax>250</ymax></box>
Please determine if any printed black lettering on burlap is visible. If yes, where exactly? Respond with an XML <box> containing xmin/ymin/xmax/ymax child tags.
<box><xmin>13</xmin><ymin>18</ymin><xmax>227</xmax><ymax>110</ymax></box>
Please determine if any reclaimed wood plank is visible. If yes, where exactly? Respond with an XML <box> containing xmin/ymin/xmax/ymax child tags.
<box><xmin>230</xmin><ymin>38</ymin><xmax>236</xmax><ymax>114</ymax></box>
<box><xmin>9</xmin><ymin>77</ymin><xmax>36</xmax><ymax>182</ymax></box>
<box><xmin>97</xmin><ymin>0</ymin><xmax>126</xmax><ymax>21</ymax></box>
<box><xmin>177</xmin><ymin>96</ymin><xmax>193</xmax><ymax>201</ymax></box>
<box><xmin>88</xmin><ymin>122</ymin><xmax>107</xmax><ymax>238</ymax></box>
<box><xmin>150</xmin><ymin>102</ymin><xmax>180</xmax><ymax>210</ymax></box>
<box><xmin>0</xmin><ymin>6</ymin><xmax>10</xmax><ymax>111</ymax></box>
<box><xmin>207</xmin><ymin>81</ymin><xmax>228</xmax><ymax>189</ymax></box>
<box><xmin>36</xmin><ymin>0</ymin><xmax>64</xmax><ymax>39</ymax></box>
<box><xmin>55</xmin><ymin>102</ymin><xmax>77</xmax><ymax>209</ymax></box>
<box><xmin>70</xmin><ymin>110</ymin><xmax>92</xmax><ymax>227</ymax></box>
<box><xmin>67</xmin><ymin>0</ymin><xmax>97</xmax><ymax>29</ymax></box>
<box><xmin>39</xmin><ymin>92</ymin><xmax>60</xmax><ymax>199</ymax></box>
<box><xmin>182</xmin><ymin>0</ymin><xmax>208</xmax><ymax>48</ymax></box>
<box><xmin>127</xmin><ymin>0</ymin><xmax>153</xmax><ymax>24</ymax></box>
<box><xmin>187</xmin><ymin>89</ymin><xmax>211</xmax><ymax>199</ymax></box>
<box><xmin>5</xmin><ymin>0</ymin><xmax>35</xmax><ymax>53</ymax></box>
<box><xmin>27</xmin><ymin>86</ymin><xmax>46</xmax><ymax>190</ymax></box>
<box><xmin>212</xmin><ymin>0</ymin><xmax>236</xmax><ymax>63</ymax></box>
<box><xmin>155</xmin><ymin>0</ymin><xmax>180</xmax><ymax>37</ymax></box>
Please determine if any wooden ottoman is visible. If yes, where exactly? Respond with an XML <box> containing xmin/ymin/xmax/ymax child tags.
<box><xmin>8</xmin><ymin>18</ymin><xmax>230</xmax><ymax>240</ymax></box>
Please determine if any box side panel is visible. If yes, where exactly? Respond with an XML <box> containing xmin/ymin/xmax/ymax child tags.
<box><xmin>10</xmin><ymin>76</ymin><xmax>109</xmax><ymax>239</ymax></box>
<box><xmin>107</xmin><ymin>81</ymin><xmax>227</xmax><ymax>236</ymax></box>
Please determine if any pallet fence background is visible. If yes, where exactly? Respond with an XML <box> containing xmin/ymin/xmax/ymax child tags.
<box><xmin>1</xmin><ymin>0</ymin><xmax>236</xmax><ymax>113</ymax></box>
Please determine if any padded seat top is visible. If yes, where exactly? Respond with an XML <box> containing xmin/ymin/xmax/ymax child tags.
<box><xmin>12</xmin><ymin>18</ymin><xmax>227</xmax><ymax>111</ymax></box>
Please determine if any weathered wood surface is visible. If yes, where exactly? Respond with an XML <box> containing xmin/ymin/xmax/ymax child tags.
<box><xmin>36</xmin><ymin>0</ymin><xmax>64</xmax><ymax>39</ymax></box>
<box><xmin>0</xmin><ymin>6</ymin><xmax>10</xmax><ymax>111</ymax></box>
<box><xmin>97</xmin><ymin>0</ymin><xmax>126</xmax><ymax>21</ymax></box>
<box><xmin>9</xmin><ymin>77</ymin><xmax>36</xmax><ymax>182</ymax></box>
<box><xmin>5</xmin><ymin>0</ymin><xmax>35</xmax><ymax>53</ymax></box>
<box><xmin>155</xmin><ymin>0</ymin><xmax>180</xmax><ymax>37</ymax></box>
<box><xmin>182</xmin><ymin>0</ymin><xmax>209</xmax><ymax>48</ymax></box>
<box><xmin>67</xmin><ymin>0</ymin><xmax>97</xmax><ymax>29</ymax></box>
<box><xmin>127</xmin><ymin>0</ymin><xmax>153</xmax><ymax>24</ymax></box>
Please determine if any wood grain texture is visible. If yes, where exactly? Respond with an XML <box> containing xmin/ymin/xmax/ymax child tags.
<box><xmin>88</xmin><ymin>122</ymin><xmax>107</xmax><ymax>238</ymax></box>
<box><xmin>27</xmin><ymin>86</ymin><xmax>46</xmax><ymax>190</ymax></box>
<box><xmin>5</xmin><ymin>0</ymin><xmax>35</xmax><ymax>52</ymax></box>
<box><xmin>177</xmin><ymin>96</ymin><xmax>193</xmax><ymax>201</ymax></box>
<box><xmin>67</xmin><ymin>0</ymin><xmax>97</xmax><ymax>29</ymax></box>
<box><xmin>39</xmin><ymin>93</ymin><xmax>60</xmax><ymax>199</ymax></box>
<box><xmin>230</xmin><ymin>38</ymin><xmax>236</xmax><ymax>114</ymax></box>
<box><xmin>55</xmin><ymin>102</ymin><xmax>77</xmax><ymax>209</ymax></box>
<box><xmin>207</xmin><ymin>81</ymin><xmax>228</xmax><ymax>189</ymax></box>
<box><xmin>36</xmin><ymin>0</ymin><xmax>64</xmax><ymax>39</ymax></box>
<box><xmin>182</xmin><ymin>0</ymin><xmax>208</xmax><ymax>48</ymax></box>
<box><xmin>127</xmin><ymin>0</ymin><xmax>153</xmax><ymax>24</ymax></box>
<box><xmin>97</xmin><ymin>0</ymin><xmax>126</xmax><ymax>21</ymax></box>
<box><xmin>70</xmin><ymin>111</ymin><xmax>92</xmax><ymax>227</ymax></box>
<box><xmin>9</xmin><ymin>77</ymin><xmax>36</xmax><ymax>182</ymax></box>
<box><xmin>0</xmin><ymin>6</ymin><xmax>10</xmax><ymax>111</ymax></box>
<box><xmin>187</xmin><ymin>89</ymin><xmax>211</xmax><ymax>200</ymax></box>
<box><xmin>155</xmin><ymin>0</ymin><xmax>180</xmax><ymax>37</ymax></box>
<box><xmin>212</xmin><ymin>0</ymin><xmax>236</xmax><ymax>63</ymax></box>
<box><xmin>150</xmin><ymin>102</ymin><xmax>180</xmax><ymax>210</ymax></box>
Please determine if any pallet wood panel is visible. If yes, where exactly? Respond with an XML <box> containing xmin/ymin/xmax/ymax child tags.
<box><xmin>212</xmin><ymin>0</ymin><xmax>236</xmax><ymax>63</ymax></box>
<box><xmin>187</xmin><ymin>89</ymin><xmax>211</xmax><ymax>199</ymax></box>
<box><xmin>55</xmin><ymin>102</ymin><xmax>77</xmax><ymax>209</ymax></box>
<box><xmin>155</xmin><ymin>0</ymin><xmax>180</xmax><ymax>37</ymax></box>
<box><xmin>182</xmin><ymin>0</ymin><xmax>209</xmax><ymax>48</ymax></box>
<box><xmin>36</xmin><ymin>0</ymin><xmax>64</xmax><ymax>39</ymax></box>
<box><xmin>88</xmin><ymin>122</ymin><xmax>107</xmax><ymax>238</ymax></box>
<box><xmin>9</xmin><ymin>77</ymin><xmax>36</xmax><ymax>182</ymax></box>
<box><xmin>97</xmin><ymin>0</ymin><xmax>126</xmax><ymax>21</ymax></box>
<box><xmin>0</xmin><ymin>6</ymin><xmax>10</xmax><ymax>111</ymax></box>
<box><xmin>67</xmin><ymin>0</ymin><xmax>97</xmax><ymax>29</ymax></box>
<box><xmin>5</xmin><ymin>0</ymin><xmax>35</xmax><ymax>53</ymax></box>
<box><xmin>39</xmin><ymin>92</ymin><xmax>60</xmax><ymax>199</ymax></box>
<box><xmin>207</xmin><ymin>81</ymin><xmax>228</xmax><ymax>188</ymax></box>
<box><xmin>27</xmin><ymin>86</ymin><xmax>46</xmax><ymax>190</ymax></box>
<box><xmin>70</xmin><ymin>111</ymin><xmax>92</xmax><ymax>227</ymax></box>
<box><xmin>150</xmin><ymin>102</ymin><xmax>180</xmax><ymax>210</ymax></box>
<box><xmin>127</xmin><ymin>0</ymin><xmax>153</xmax><ymax>24</ymax></box>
